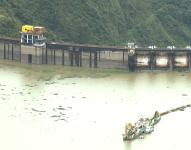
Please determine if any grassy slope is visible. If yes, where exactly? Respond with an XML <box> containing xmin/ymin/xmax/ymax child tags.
<box><xmin>0</xmin><ymin>0</ymin><xmax>191</xmax><ymax>47</ymax></box>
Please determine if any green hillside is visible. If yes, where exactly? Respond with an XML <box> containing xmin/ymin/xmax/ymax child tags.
<box><xmin>0</xmin><ymin>0</ymin><xmax>191</xmax><ymax>47</ymax></box>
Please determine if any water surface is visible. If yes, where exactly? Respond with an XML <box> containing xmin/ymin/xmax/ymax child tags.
<box><xmin>0</xmin><ymin>59</ymin><xmax>191</xmax><ymax>150</ymax></box>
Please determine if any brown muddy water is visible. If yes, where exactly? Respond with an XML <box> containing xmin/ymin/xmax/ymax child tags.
<box><xmin>0</xmin><ymin>59</ymin><xmax>191</xmax><ymax>150</ymax></box>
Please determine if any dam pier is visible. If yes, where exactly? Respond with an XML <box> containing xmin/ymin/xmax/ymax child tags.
<box><xmin>0</xmin><ymin>25</ymin><xmax>191</xmax><ymax>72</ymax></box>
<box><xmin>1</xmin><ymin>37</ymin><xmax>191</xmax><ymax>72</ymax></box>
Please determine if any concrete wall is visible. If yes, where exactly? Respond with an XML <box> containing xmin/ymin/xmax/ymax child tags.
<box><xmin>36</xmin><ymin>47</ymin><xmax>42</xmax><ymax>64</ymax></box>
<box><xmin>21</xmin><ymin>45</ymin><xmax>36</xmax><ymax>64</ymax></box>
<box><xmin>42</xmin><ymin>47</ymin><xmax>46</xmax><ymax>64</ymax></box>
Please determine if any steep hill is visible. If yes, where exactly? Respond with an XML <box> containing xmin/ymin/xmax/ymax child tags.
<box><xmin>1</xmin><ymin>0</ymin><xmax>191</xmax><ymax>47</ymax></box>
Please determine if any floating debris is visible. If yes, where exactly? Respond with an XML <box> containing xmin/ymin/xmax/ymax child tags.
<box><xmin>56</xmin><ymin>108</ymin><xmax>66</xmax><ymax>110</ymax></box>
<box><xmin>31</xmin><ymin>108</ymin><xmax>46</xmax><ymax>112</ymax></box>
<box><xmin>123</xmin><ymin>111</ymin><xmax>161</xmax><ymax>140</ymax></box>
<box><xmin>51</xmin><ymin>115</ymin><xmax>60</xmax><ymax>118</ymax></box>
<box><xmin>160</xmin><ymin>104</ymin><xmax>191</xmax><ymax>116</ymax></box>
<box><xmin>59</xmin><ymin>119</ymin><xmax>66</xmax><ymax>121</ymax></box>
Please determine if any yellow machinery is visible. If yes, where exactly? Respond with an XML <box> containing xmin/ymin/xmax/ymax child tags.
<box><xmin>22</xmin><ymin>25</ymin><xmax>45</xmax><ymax>34</ymax></box>
<box><xmin>22</xmin><ymin>25</ymin><xmax>34</xmax><ymax>33</ymax></box>
<box><xmin>154</xmin><ymin>111</ymin><xmax>159</xmax><ymax>118</ymax></box>
<box><xmin>33</xmin><ymin>27</ymin><xmax>45</xmax><ymax>34</ymax></box>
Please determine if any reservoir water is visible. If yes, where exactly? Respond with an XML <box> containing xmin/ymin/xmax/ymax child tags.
<box><xmin>0</xmin><ymin>59</ymin><xmax>191</xmax><ymax>150</ymax></box>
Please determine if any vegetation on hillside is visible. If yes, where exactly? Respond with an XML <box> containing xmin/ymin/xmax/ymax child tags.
<box><xmin>0</xmin><ymin>0</ymin><xmax>191</xmax><ymax>47</ymax></box>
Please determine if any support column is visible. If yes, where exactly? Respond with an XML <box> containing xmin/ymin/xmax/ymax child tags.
<box><xmin>172</xmin><ymin>53</ymin><xmax>174</xmax><ymax>71</ymax></box>
<box><xmin>188</xmin><ymin>52</ymin><xmax>191</xmax><ymax>71</ymax></box>
<box><xmin>7</xmin><ymin>43</ymin><xmax>9</xmax><ymax>59</ymax></box>
<box><xmin>71</xmin><ymin>47</ymin><xmax>74</xmax><ymax>66</ymax></box>
<box><xmin>150</xmin><ymin>52</ymin><xmax>153</xmax><ymax>71</ymax></box>
<box><xmin>36</xmin><ymin>46</ymin><xmax>43</xmax><ymax>64</ymax></box>
<box><xmin>32</xmin><ymin>35</ymin><xmax>33</xmax><ymax>44</ymax></box>
<box><xmin>128</xmin><ymin>54</ymin><xmax>135</xmax><ymax>72</ymax></box>
<box><xmin>50</xmin><ymin>49</ymin><xmax>52</xmax><ymax>64</ymax></box>
<box><xmin>4</xmin><ymin>42</ymin><xmax>6</xmax><ymax>59</ymax></box>
<box><xmin>168</xmin><ymin>52</ymin><xmax>171</xmax><ymax>71</ymax></box>
<box><xmin>80</xmin><ymin>48</ymin><xmax>82</xmax><ymax>67</ymax></box>
<box><xmin>134</xmin><ymin>52</ymin><xmax>137</xmax><ymax>71</ymax></box>
<box><xmin>19</xmin><ymin>45</ymin><xmax>21</xmax><ymax>61</ymax></box>
<box><xmin>169</xmin><ymin>52</ymin><xmax>174</xmax><ymax>71</ymax></box>
<box><xmin>150</xmin><ymin>52</ymin><xmax>155</xmax><ymax>71</ymax></box>
<box><xmin>62</xmin><ymin>50</ymin><xmax>64</xmax><ymax>65</ymax></box>
<box><xmin>46</xmin><ymin>48</ymin><xmax>47</xmax><ymax>64</ymax></box>
<box><xmin>35</xmin><ymin>47</ymin><xmax>37</xmax><ymax>64</ymax></box>
<box><xmin>12</xmin><ymin>44</ymin><xmax>13</xmax><ymax>60</ymax></box>
<box><xmin>123</xmin><ymin>50</ymin><xmax>124</xmax><ymax>64</ymax></box>
<box><xmin>89</xmin><ymin>51</ymin><xmax>92</xmax><ymax>67</ymax></box>
<box><xmin>21</xmin><ymin>34</ymin><xmax>23</xmax><ymax>43</ymax></box>
<box><xmin>54</xmin><ymin>49</ymin><xmax>55</xmax><ymax>65</ymax></box>
<box><xmin>42</xmin><ymin>46</ymin><xmax>43</xmax><ymax>64</ymax></box>
<box><xmin>27</xmin><ymin>34</ymin><xmax>28</xmax><ymax>43</ymax></box>
<box><xmin>74</xmin><ymin>47</ymin><xmax>80</xmax><ymax>67</ymax></box>
<box><xmin>99</xmin><ymin>50</ymin><xmax>100</xmax><ymax>62</ymax></box>
<box><xmin>94</xmin><ymin>49</ymin><xmax>97</xmax><ymax>68</ymax></box>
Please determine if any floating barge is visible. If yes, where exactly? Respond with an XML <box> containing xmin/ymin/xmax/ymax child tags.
<box><xmin>122</xmin><ymin>111</ymin><xmax>161</xmax><ymax>140</ymax></box>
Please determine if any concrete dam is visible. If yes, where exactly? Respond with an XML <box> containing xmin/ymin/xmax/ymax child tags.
<box><xmin>0</xmin><ymin>36</ymin><xmax>191</xmax><ymax>72</ymax></box>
